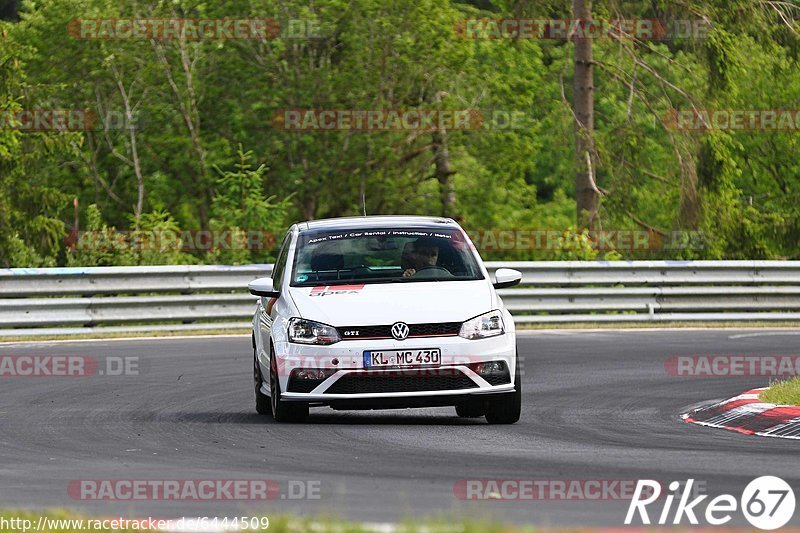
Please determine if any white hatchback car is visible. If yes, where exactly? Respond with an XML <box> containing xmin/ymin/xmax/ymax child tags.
<box><xmin>249</xmin><ymin>216</ymin><xmax>522</xmax><ymax>423</ymax></box>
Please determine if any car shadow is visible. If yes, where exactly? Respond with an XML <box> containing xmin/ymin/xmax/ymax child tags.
<box><xmin>155</xmin><ymin>411</ymin><xmax>268</xmax><ymax>424</ymax></box>
<box><xmin>160</xmin><ymin>411</ymin><xmax>486</xmax><ymax>426</ymax></box>
<box><xmin>300</xmin><ymin>412</ymin><xmax>486</xmax><ymax>425</ymax></box>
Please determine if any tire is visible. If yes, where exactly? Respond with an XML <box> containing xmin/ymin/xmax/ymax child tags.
<box><xmin>269</xmin><ymin>344</ymin><xmax>309</xmax><ymax>423</ymax></box>
<box><xmin>253</xmin><ymin>337</ymin><xmax>271</xmax><ymax>415</ymax></box>
<box><xmin>485</xmin><ymin>355</ymin><xmax>521</xmax><ymax>425</ymax></box>
<box><xmin>455</xmin><ymin>401</ymin><xmax>485</xmax><ymax>418</ymax></box>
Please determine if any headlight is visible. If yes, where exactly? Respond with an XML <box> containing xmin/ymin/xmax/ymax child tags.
<box><xmin>288</xmin><ymin>318</ymin><xmax>341</xmax><ymax>345</ymax></box>
<box><xmin>459</xmin><ymin>310</ymin><xmax>505</xmax><ymax>340</ymax></box>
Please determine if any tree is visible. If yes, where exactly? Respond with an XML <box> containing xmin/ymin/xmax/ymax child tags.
<box><xmin>572</xmin><ymin>0</ymin><xmax>599</xmax><ymax>229</ymax></box>
<box><xmin>0</xmin><ymin>21</ymin><xmax>73</xmax><ymax>266</ymax></box>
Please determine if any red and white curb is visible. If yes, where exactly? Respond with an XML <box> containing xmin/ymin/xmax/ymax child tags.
<box><xmin>682</xmin><ymin>387</ymin><xmax>800</xmax><ymax>439</ymax></box>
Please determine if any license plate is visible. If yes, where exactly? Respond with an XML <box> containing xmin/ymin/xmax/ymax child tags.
<box><xmin>363</xmin><ymin>349</ymin><xmax>441</xmax><ymax>368</ymax></box>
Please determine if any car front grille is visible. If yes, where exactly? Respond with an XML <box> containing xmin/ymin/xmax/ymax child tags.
<box><xmin>336</xmin><ymin>322</ymin><xmax>462</xmax><ymax>340</ymax></box>
<box><xmin>324</xmin><ymin>369</ymin><xmax>478</xmax><ymax>394</ymax></box>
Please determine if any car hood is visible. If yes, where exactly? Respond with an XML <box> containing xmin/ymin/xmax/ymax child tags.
<box><xmin>287</xmin><ymin>280</ymin><xmax>494</xmax><ymax>325</ymax></box>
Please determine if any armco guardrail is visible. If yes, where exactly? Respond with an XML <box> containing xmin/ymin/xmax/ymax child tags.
<box><xmin>0</xmin><ymin>265</ymin><xmax>273</xmax><ymax>297</ymax></box>
<box><xmin>1</xmin><ymin>261</ymin><xmax>800</xmax><ymax>336</ymax></box>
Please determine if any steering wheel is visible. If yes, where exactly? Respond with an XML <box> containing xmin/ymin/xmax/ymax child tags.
<box><xmin>411</xmin><ymin>265</ymin><xmax>453</xmax><ymax>279</ymax></box>
<box><xmin>415</xmin><ymin>265</ymin><xmax>450</xmax><ymax>273</ymax></box>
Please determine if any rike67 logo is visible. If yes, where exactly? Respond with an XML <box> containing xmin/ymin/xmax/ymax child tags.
<box><xmin>625</xmin><ymin>477</ymin><xmax>796</xmax><ymax>530</ymax></box>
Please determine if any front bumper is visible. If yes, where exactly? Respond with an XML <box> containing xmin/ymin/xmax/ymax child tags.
<box><xmin>273</xmin><ymin>332</ymin><xmax>517</xmax><ymax>403</ymax></box>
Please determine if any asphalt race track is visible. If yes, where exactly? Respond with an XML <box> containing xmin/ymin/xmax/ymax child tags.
<box><xmin>1</xmin><ymin>330</ymin><xmax>799</xmax><ymax>527</ymax></box>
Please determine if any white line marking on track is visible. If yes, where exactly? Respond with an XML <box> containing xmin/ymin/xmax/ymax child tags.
<box><xmin>519</xmin><ymin>327</ymin><xmax>800</xmax><ymax>335</ymax></box>
<box><xmin>729</xmin><ymin>331</ymin><xmax>800</xmax><ymax>339</ymax></box>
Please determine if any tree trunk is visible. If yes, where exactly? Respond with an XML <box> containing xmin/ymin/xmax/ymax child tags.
<box><xmin>431</xmin><ymin>129</ymin><xmax>457</xmax><ymax>219</ymax></box>
<box><xmin>573</xmin><ymin>0</ymin><xmax>598</xmax><ymax>230</ymax></box>
<box><xmin>677</xmin><ymin>146</ymin><xmax>700</xmax><ymax>229</ymax></box>
<box><xmin>109</xmin><ymin>62</ymin><xmax>145</xmax><ymax>228</ymax></box>
<box><xmin>427</xmin><ymin>90</ymin><xmax>458</xmax><ymax>220</ymax></box>
<box><xmin>153</xmin><ymin>37</ymin><xmax>209</xmax><ymax>229</ymax></box>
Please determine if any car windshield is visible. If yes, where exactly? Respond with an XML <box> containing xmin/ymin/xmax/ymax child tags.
<box><xmin>290</xmin><ymin>228</ymin><xmax>484</xmax><ymax>286</ymax></box>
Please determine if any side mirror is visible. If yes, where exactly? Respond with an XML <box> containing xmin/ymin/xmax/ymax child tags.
<box><xmin>493</xmin><ymin>268</ymin><xmax>522</xmax><ymax>289</ymax></box>
<box><xmin>248</xmin><ymin>277</ymin><xmax>280</xmax><ymax>298</ymax></box>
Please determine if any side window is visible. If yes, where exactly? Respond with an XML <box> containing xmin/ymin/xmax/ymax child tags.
<box><xmin>271</xmin><ymin>233</ymin><xmax>292</xmax><ymax>288</ymax></box>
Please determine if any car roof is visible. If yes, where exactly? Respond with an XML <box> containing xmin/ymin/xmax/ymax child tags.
<box><xmin>297</xmin><ymin>216</ymin><xmax>458</xmax><ymax>232</ymax></box>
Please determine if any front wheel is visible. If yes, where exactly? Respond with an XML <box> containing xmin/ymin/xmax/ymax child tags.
<box><xmin>455</xmin><ymin>401</ymin><xmax>485</xmax><ymax>418</ymax></box>
<box><xmin>253</xmin><ymin>337</ymin><xmax>270</xmax><ymax>415</ymax></box>
<box><xmin>485</xmin><ymin>356</ymin><xmax>521</xmax><ymax>424</ymax></box>
<box><xmin>269</xmin><ymin>345</ymin><xmax>309</xmax><ymax>423</ymax></box>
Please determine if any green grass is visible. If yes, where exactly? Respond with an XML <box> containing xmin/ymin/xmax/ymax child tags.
<box><xmin>0</xmin><ymin>510</ymin><xmax>539</xmax><ymax>533</ymax></box>
<box><xmin>760</xmin><ymin>377</ymin><xmax>800</xmax><ymax>405</ymax></box>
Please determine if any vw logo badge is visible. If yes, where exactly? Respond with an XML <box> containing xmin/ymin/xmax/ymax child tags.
<box><xmin>391</xmin><ymin>322</ymin><xmax>410</xmax><ymax>340</ymax></box>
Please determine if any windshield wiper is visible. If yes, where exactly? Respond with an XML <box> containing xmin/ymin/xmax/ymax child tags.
<box><xmin>297</xmin><ymin>278</ymin><xmax>396</xmax><ymax>287</ymax></box>
<box><xmin>392</xmin><ymin>277</ymin><xmax>446</xmax><ymax>283</ymax></box>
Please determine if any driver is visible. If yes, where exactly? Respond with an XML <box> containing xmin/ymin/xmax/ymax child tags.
<box><xmin>402</xmin><ymin>237</ymin><xmax>440</xmax><ymax>277</ymax></box>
